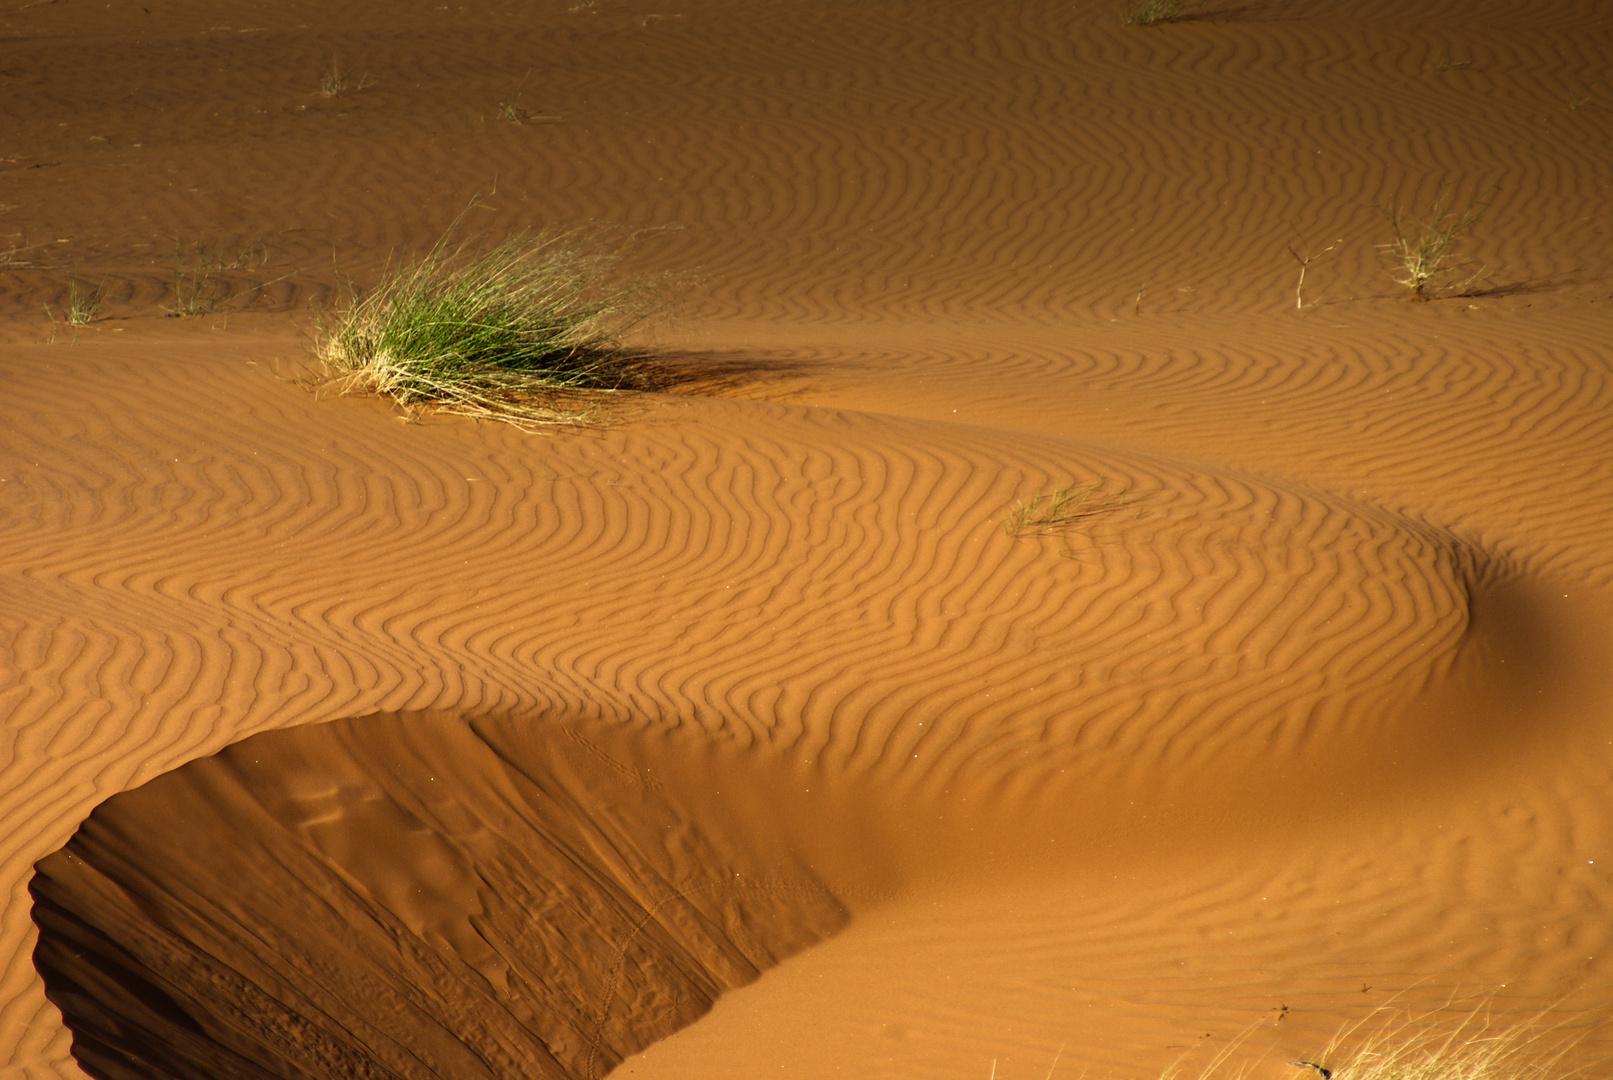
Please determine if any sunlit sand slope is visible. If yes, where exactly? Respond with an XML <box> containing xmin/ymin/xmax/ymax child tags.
<box><xmin>8</xmin><ymin>333</ymin><xmax>1611</xmax><ymax>1079</ymax></box>
<box><xmin>2</xmin><ymin>0</ymin><xmax>1612</xmax><ymax>1076</ymax></box>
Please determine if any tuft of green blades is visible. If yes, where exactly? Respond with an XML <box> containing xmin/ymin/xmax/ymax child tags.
<box><xmin>315</xmin><ymin>229</ymin><xmax>658</xmax><ymax>429</ymax></box>
<box><xmin>1004</xmin><ymin>479</ymin><xmax>1127</xmax><ymax>538</ymax></box>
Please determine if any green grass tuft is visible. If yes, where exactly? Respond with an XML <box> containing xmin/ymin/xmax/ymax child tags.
<box><xmin>1379</xmin><ymin>181</ymin><xmax>1494</xmax><ymax>301</ymax></box>
<box><xmin>1005</xmin><ymin>479</ymin><xmax>1127</xmax><ymax>538</ymax></box>
<box><xmin>66</xmin><ymin>274</ymin><xmax>104</xmax><ymax>326</ymax></box>
<box><xmin>313</xmin><ymin>226</ymin><xmax>664</xmax><ymax>429</ymax></box>
<box><xmin>45</xmin><ymin>271</ymin><xmax>105</xmax><ymax>327</ymax></box>
<box><xmin>1120</xmin><ymin>0</ymin><xmax>1207</xmax><ymax>26</ymax></box>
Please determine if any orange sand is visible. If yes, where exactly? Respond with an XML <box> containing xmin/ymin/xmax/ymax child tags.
<box><xmin>2</xmin><ymin>1</ymin><xmax>1612</xmax><ymax>1078</ymax></box>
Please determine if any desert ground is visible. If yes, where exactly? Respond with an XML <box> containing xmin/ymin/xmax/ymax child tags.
<box><xmin>3</xmin><ymin>0</ymin><xmax>1613</xmax><ymax>1078</ymax></box>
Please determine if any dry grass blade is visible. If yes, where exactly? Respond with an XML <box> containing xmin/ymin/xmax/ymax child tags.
<box><xmin>312</xmin><ymin>224</ymin><xmax>665</xmax><ymax>430</ymax></box>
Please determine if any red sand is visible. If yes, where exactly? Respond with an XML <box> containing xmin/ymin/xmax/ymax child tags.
<box><xmin>3</xmin><ymin>1</ymin><xmax>1612</xmax><ymax>1078</ymax></box>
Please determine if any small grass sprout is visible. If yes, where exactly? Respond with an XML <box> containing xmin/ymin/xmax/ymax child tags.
<box><xmin>1005</xmin><ymin>479</ymin><xmax>1127</xmax><ymax>538</ymax></box>
<box><xmin>67</xmin><ymin>274</ymin><xmax>104</xmax><ymax>325</ymax></box>
<box><xmin>495</xmin><ymin>95</ymin><xmax>560</xmax><ymax>125</ymax></box>
<box><xmin>494</xmin><ymin>72</ymin><xmax>559</xmax><ymax>124</ymax></box>
<box><xmin>313</xmin><ymin>226</ymin><xmax>664</xmax><ymax>430</ymax></box>
<box><xmin>47</xmin><ymin>271</ymin><xmax>105</xmax><ymax>326</ymax></box>
<box><xmin>1379</xmin><ymin>181</ymin><xmax>1494</xmax><ymax>301</ymax></box>
<box><xmin>1120</xmin><ymin>0</ymin><xmax>1207</xmax><ymax>26</ymax></box>
<box><xmin>319</xmin><ymin>56</ymin><xmax>374</xmax><ymax>98</ymax></box>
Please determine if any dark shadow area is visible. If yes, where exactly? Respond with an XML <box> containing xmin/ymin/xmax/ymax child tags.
<box><xmin>31</xmin><ymin>712</ymin><xmax>857</xmax><ymax>1080</ymax></box>
<box><xmin>610</xmin><ymin>347</ymin><xmax>819</xmax><ymax>398</ymax></box>
<box><xmin>1456</xmin><ymin>271</ymin><xmax>1587</xmax><ymax>300</ymax></box>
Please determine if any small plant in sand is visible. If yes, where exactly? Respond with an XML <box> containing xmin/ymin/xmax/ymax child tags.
<box><xmin>1005</xmin><ymin>479</ymin><xmax>1127</xmax><ymax>538</ymax></box>
<box><xmin>494</xmin><ymin>73</ymin><xmax>559</xmax><ymax>124</ymax></box>
<box><xmin>319</xmin><ymin>56</ymin><xmax>374</xmax><ymax>98</ymax></box>
<box><xmin>169</xmin><ymin>239</ymin><xmax>275</xmax><ymax>317</ymax></box>
<box><xmin>45</xmin><ymin>271</ymin><xmax>105</xmax><ymax>327</ymax></box>
<box><xmin>1120</xmin><ymin>0</ymin><xmax>1207</xmax><ymax>26</ymax></box>
<box><xmin>312</xmin><ymin>226</ymin><xmax>663</xmax><ymax>429</ymax></box>
<box><xmin>1379</xmin><ymin>181</ymin><xmax>1494</xmax><ymax>301</ymax></box>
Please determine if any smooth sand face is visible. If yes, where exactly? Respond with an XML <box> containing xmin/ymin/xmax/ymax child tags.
<box><xmin>3</xmin><ymin>1</ymin><xmax>1613</xmax><ymax>1078</ymax></box>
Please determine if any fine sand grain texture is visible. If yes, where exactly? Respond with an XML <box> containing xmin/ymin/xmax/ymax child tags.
<box><xmin>2</xmin><ymin>1</ymin><xmax>1612</xmax><ymax>1078</ymax></box>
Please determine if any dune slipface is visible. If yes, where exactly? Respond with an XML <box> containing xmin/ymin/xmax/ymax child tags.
<box><xmin>30</xmin><ymin>713</ymin><xmax>861</xmax><ymax>1080</ymax></box>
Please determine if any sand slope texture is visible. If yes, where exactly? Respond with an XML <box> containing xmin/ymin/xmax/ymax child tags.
<box><xmin>2</xmin><ymin>1</ymin><xmax>1612</xmax><ymax>1079</ymax></box>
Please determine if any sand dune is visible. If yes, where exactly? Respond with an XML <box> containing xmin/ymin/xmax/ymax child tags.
<box><xmin>3</xmin><ymin>0</ymin><xmax>1612</xmax><ymax>1077</ymax></box>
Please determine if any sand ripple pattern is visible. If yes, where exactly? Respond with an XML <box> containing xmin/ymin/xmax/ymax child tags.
<box><xmin>4</xmin><ymin>1</ymin><xmax>1609</xmax><ymax>324</ymax></box>
<box><xmin>2</xmin><ymin>342</ymin><xmax>1492</xmax><ymax>1075</ymax></box>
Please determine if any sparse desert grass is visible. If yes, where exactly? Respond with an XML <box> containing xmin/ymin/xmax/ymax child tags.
<box><xmin>312</xmin><ymin>226</ymin><xmax>664</xmax><ymax>429</ymax></box>
<box><xmin>44</xmin><ymin>271</ymin><xmax>105</xmax><ymax>327</ymax></box>
<box><xmin>1160</xmin><ymin>1003</ymin><xmax>1587</xmax><ymax>1080</ymax></box>
<box><xmin>168</xmin><ymin>239</ymin><xmax>284</xmax><ymax>317</ymax></box>
<box><xmin>1379</xmin><ymin>181</ymin><xmax>1493</xmax><ymax>301</ymax></box>
<box><xmin>1005</xmin><ymin>479</ymin><xmax>1127</xmax><ymax>538</ymax></box>
<box><xmin>1290</xmin><ymin>1004</ymin><xmax>1584</xmax><ymax>1080</ymax></box>
<box><xmin>1120</xmin><ymin>0</ymin><xmax>1206</xmax><ymax>26</ymax></box>
<box><xmin>319</xmin><ymin>56</ymin><xmax>374</xmax><ymax>98</ymax></box>
<box><xmin>66</xmin><ymin>274</ymin><xmax>104</xmax><ymax>325</ymax></box>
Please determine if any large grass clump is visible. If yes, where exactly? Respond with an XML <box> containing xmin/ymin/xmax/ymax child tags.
<box><xmin>315</xmin><ymin>228</ymin><xmax>661</xmax><ymax>429</ymax></box>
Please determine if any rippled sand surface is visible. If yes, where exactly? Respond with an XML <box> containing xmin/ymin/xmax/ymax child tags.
<box><xmin>3</xmin><ymin>1</ymin><xmax>1611</xmax><ymax>1078</ymax></box>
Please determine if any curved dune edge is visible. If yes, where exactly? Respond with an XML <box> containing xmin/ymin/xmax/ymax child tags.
<box><xmin>5</xmin><ymin>333</ymin><xmax>1611</xmax><ymax>1079</ymax></box>
<box><xmin>5</xmin><ymin>0</ymin><xmax>1613</xmax><ymax>1073</ymax></box>
<box><xmin>30</xmin><ymin>712</ymin><xmax>874</xmax><ymax>1080</ymax></box>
